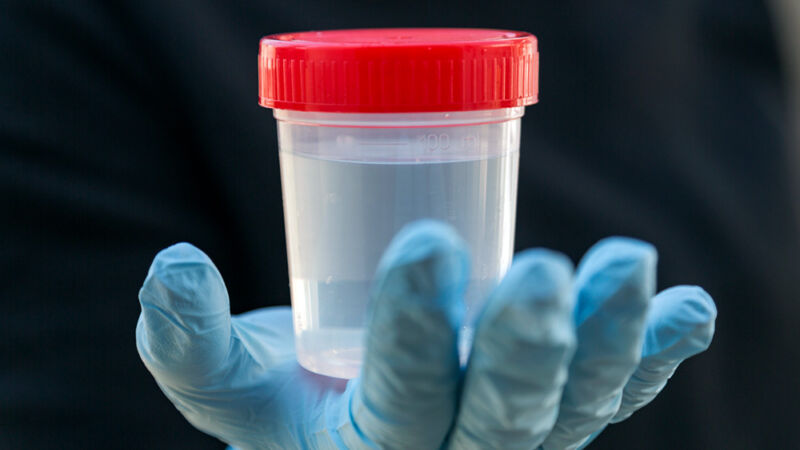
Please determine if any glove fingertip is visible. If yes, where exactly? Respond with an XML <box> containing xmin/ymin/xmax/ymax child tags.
<box><xmin>478</xmin><ymin>247</ymin><xmax>576</xmax><ymax>344</ymax></box>
<box><xmin>137</xmin><ymin>243</ymin><xmax>232</xmax><ymax>381</ymax></box>
<box><xmin>512</xmin><ymin>248</ymin><xmax>574</xmax><ymax>290</ymax></box>
<box><xmin>643</xmin><ymin>285</ymin><xmax>717</xmax><ymax>359</ymax></box>
<box><xmin>574</xmin><ymin>237</ymin><xmax>657</xmax><ymax>326</ymax></box>
<box><xmin>141</xmin><ymin>242</ymin><xmax>229</xmax><ymax>315</ymax></box>
<box><xmin>484</xmin><ymin>248</ymin><xmax>576</xmax><ymax>335</ymax></box>
<box><xmin>375</xmin><ymin>220</ymin><xmax>470</xmax><ymax>275</ymax></box>
<box><xmin>153</xmin><ymin>242</ymin><xmax>213</xmax><ymax>267</ymax></box>
<box><xmin>579</xmin><ymin>237</ymin><xmax>658</xmax><ymax>274</ymax></box>
<box><xmin>371</xmin><ymin>220</ymin><xmax>470</xmax><ymax>326</ymax></box>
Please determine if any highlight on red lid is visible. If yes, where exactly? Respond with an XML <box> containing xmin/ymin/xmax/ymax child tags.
<box><xmin>258</xmin><ymin>28</ymin><xmax>538</xmax><ymax>113</ymax></box>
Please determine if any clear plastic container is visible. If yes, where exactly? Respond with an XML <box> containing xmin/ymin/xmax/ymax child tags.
<box><xmin>259</xmin><ymin>28</ymin><xmax>538</xmax><ymax>378</ymax></box>
<box><xmin>276</xmin><ymin>108</ymin><xmax>522</xmax><ymax>378</ymax></box>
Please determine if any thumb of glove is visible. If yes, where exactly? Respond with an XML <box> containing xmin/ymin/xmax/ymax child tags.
<box><xmin>136</xmin><ymin>242</ymin><xmax>232</xmax><ymax>387</ymax></box>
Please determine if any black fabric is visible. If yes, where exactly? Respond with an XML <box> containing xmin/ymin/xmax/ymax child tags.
<box><xmin>1</xmin><ymin>0</ymin><xmax>797</xmax><ymax>448</ymax></box>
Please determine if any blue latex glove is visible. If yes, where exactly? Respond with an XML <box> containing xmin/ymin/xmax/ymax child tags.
<box><xmin>137</xmin><ymin>220</ymin><xmax>716</xmax><ymax>449</ymax></box>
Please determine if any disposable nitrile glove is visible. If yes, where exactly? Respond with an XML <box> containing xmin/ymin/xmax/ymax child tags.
<box><xmin>136</xmin><ymin>220</ymin><xmax>716</xmax><ymax>449</ymax></box>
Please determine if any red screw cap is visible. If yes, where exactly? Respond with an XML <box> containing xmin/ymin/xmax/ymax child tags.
<box><xmin>259</xmin><ymin>28</ymin><xmax>539</xmax><ymax>113</ymax></box>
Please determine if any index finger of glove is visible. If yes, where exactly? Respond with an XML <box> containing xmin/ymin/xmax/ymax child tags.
<box><xmin>342</xmin><ymin>220</ymin><xmax>468</xmax><ymax>449</ymax></box>
<box><xmin>447</xmin><ymin>249</ymin><xmax>576</xmax><ymax>449</ymax></box>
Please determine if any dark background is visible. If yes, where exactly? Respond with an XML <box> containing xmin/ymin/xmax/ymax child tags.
<box><xmin>2</xmin><ymin>0</ymin><xmax>798</xmax><ymax>448</ymax></box>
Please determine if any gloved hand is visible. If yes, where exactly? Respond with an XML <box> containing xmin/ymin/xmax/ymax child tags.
<box><xmin>136</xmin><ymin>220</ymin><xmax>716</xmax><ymax>449</ymax></box>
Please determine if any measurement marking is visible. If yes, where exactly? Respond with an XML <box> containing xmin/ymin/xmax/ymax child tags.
<box><xmin>357</xmin><ymin>142</ymin><xmax>408</xmax><ymax>146</ymax></box>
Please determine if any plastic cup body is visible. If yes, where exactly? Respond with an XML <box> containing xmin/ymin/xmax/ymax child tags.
<box><xmin>275</xmin><ymin>107</ymin><xmax>522</xmax><ymax>378</ymax></box>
